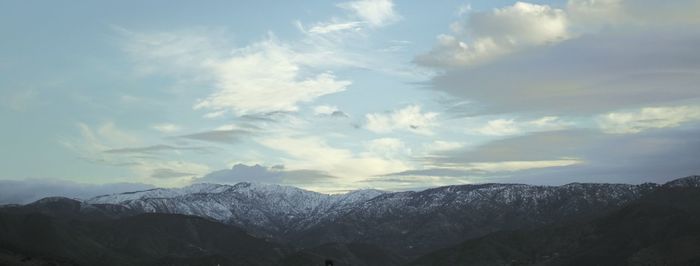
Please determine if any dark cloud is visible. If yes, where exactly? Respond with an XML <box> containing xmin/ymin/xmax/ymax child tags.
<box><xmin>331</xmin><ymin>110</ymin><xmax>350</xmax><ymax>118</ymax></box>
<box><xmin>198</xmin><ymin>163</ymin><xmax>334</xmax><ymax>185</ymax></box>
<box><xmin>178</xmin><ymin>129</ymin><xmax>251</xmax><ymax>144</ymax></box>
<box><xmin>430</xmin><ymin>130</ymin><xmax>599</xmax><ymax>164</ymax></box>
<box><xmin>103</xmin><ymin>144</ymin><xmax>209</xmax><ymax>154</ymax></box>
<box><xmin>421</xmin><ymin>125</ymin><xmax>700</xmax><ymax>185</ymax></box>
<box><xmin>430</xmin><ymin>29</ymin><xmax>700</xmax><ymax>115</ymax></box>
<box><xmin>0</xmin><ymin>179</ymin><xmax>154</xmax><ymax>205</ymax></box>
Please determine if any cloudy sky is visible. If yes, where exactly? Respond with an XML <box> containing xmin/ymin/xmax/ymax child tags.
<box><xmin>1</xmin><ymin>0</ymin><xmax>700</xmax><ymax>195</ymax></box>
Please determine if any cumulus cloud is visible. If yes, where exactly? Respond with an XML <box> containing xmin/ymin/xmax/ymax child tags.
<box><xmin>365</xmin><ymin>105</ymin><xmax>439</xmax><ymax>135</ymax></box>
<box><xmin>429</xmin><ymin>29</ymin><xmax>700</xmax><ymax>115</ymax></box>
<box><xmin>598</xmin><ymin>105</ymin><xmax>700</xmax><ymax>134</ymax></box>
<box><xmin>418</xmin><ymin>0</ymin><xmax>700</xmax><ymax>119</ymax></box>
<box><xmin>193</xmin><ymin>39</ymin><xmax>351</xmax><ymax>115</ymax></box>
<box><xmin>419</xmin><ymin>0</ymin><xmax>700</xmax><ymax>69</ymax></box>
<box><xmin>0</xmin><ymin>179</ymin><xmax>153</xmax><ymax>205</ymax></box>
<box><xmin>416</xmin><ymin>2</ymin><xmax>569</xmax><ymax>67</ymax></box>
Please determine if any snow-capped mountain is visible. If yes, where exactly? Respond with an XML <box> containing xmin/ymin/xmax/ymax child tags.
<box><xmin>86</xmin><ymin>179</ymin><xmax>664</xmax><ymax>256</ymax></box>
<box><xmin>5</xmin><ymin>176</ymin><xmax>700</xmax><ymax>266</ymax></box>
<box><xmin>87</xmin><ymin>182</ymin><xmax>384</xmax><ymax>239</ymax></box>
<box><xmin>290</xmin><ymin>182</ymin><xmax>660</xmax><ymax>256</ymax></box>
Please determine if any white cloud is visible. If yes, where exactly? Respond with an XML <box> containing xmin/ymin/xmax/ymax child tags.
<box><xmin>365</xmin><ymin>105</ymin><xmax>439</xmax><ymax>135</ymax></box>
<box><xmin>475</xmin><ymin>116</ymin><xmax>570</xmax><ymax>136</ymax></box>
<box><xmin>152</xmin><ymin>123</ymin><xmax>181</xmax><ymax>133</ymax></box>
<box><xmin>419</xmin><ymin>0</ymin><xmax>700</xmax><ymax>68</ymax></box>
<box><xmin>339</xmin><ymin>0</ymin><xmax>400</xmax><ymax>27</ymax></box>
<box><xmin>309</xmin><ymin>21</ymin><xmax>364</xmax><ymax>34</ymax></box>
<box><xmin>314</xmin><ymin>105</ymin><xmax>340</xmax><ymax>115</ymax></box>
<box><xmin>417</xmin><ymin>2</ymin><xmax>569</xmax><ymax>67</ymax></box>
<box><xmin>193</xmin><ymin>39</ymin><xmax>351</xmax><ymax>115</ymax></box>
<box><xmin>475</xmin><ymin>119</ymin><xmax>521</xmax><ymax>136</ymax></box>
<box><xmin>598</xmin><ymin>106</ymin><xmax>700</xmax><ymax>134</ymax></box>
<box><xmin>123</xmin><ymin>30</ymin><xmax>351</xmax><ymax>116</ymax></box>
<box><xmin>259</xmin><ymin>136</ymin><xmax>410</xmax><ymax>191</ymax></box>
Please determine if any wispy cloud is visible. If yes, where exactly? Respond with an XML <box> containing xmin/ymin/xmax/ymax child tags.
<box><xmin>152</xmin><ymin>123</ymin><xmax>181</xmax><ymax>133</ymax></box>
<box><xmin>474</xmin><ymin>116</ymin><xmax>571</xmax><ymax>136</ymax></box>
<box><xmin>365</xmin><ymin>105</ymin><xmax>439</xmax><ymax>135</ymax></box>
<box><xmin>178</xmin><ymin>128</ymin><xmax>253</xmax><ymax>144</ymax></box>
<box><xmin>598</xmin><ymin>105</ymin><xmax>700</xmax><ymax>134</ymax></box>
<box><xmin>62</xmin><ymin>122</ymin><xmax>211</xmax><ymax>186</ymax></box>
<box><xmin>338</xmin><ymin>0</ymin><xmax>400</xmax><ymax>27</ymax></box>
<box><xmin>103</xmin><ymin>144</ymin><xmax>209</xmax><ymax>154</ymax></box>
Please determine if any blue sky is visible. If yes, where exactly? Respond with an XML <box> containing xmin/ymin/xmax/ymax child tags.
<box><xmin>2</xmin><ymin>0</ymin><xmax>700</xmax><ymax>194</ymax></box>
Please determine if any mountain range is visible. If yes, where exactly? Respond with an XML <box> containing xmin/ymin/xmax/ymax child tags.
<box><xmin>1</xmin><ymin>175</ymin><xmax>699</xmax><ymax>265</ymax></box>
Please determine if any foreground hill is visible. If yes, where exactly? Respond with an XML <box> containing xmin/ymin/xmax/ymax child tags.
<box><xmin>0</xmin><ymin>198</ymin><xmax>287</xmax><ymax>265</ymax></box>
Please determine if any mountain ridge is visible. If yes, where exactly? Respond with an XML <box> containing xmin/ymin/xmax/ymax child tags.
<box><xmin>80</xmin><ymin>177</ymin><xmax>690</xmax><ymax>258</ymax></box>
<box><xmin>2</xmin><ymin>175</ymin><xmax>699</xmax><ymax>265</ymax></box>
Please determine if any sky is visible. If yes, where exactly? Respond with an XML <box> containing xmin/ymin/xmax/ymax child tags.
<box><xmin>1</xmin><ymin>0</ymin><xmax>700</xmax><ymax>198</ymax></box>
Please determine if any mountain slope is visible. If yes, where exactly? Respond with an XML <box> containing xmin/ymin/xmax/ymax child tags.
<box><xmin>410</xmin><ymin>177</ymin><xmax>700</xmax><ymax>265</ymax></box>
<box><xmin>86</xmin><ymin>182</ymin><xmax>384</xmax><ymax>240</ymax></box>
<box><xmin>2</xmin><ymin>176</ymin><xmax>700</xmax><ymax>265</ymax></box>
<box><xmin>292</xmin><ymin>182</ymin><xmax>657</xmax><ymax>258</ymax></box>
<box><xmin>0</xmin><ymin>198</ymin><xmax>289</xmax><ymax>266</ymax></box>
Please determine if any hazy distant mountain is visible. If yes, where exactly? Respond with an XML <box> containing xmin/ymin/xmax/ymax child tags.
<box><xmin>1</xmin><ymin>176</ymin><xmax>699</xmax><ymax>265</ymax></box>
